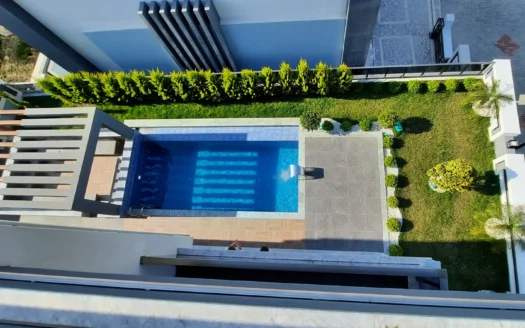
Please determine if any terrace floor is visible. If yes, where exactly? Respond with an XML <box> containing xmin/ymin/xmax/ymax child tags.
<box><xmin>304</xmin><ymin>136</ymin><xmax>386</xmax><ymax>252</ymax></box>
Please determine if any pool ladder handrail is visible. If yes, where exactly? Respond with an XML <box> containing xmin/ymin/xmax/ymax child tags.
<box><xmin>128</xmin><ymin>206</ymin><xmax>151</xmax><ymax>218</ymax></box>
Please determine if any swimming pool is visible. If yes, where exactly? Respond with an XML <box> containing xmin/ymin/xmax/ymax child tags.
<box><xmin>128</xmin><ymin>140</ymin><xmax>299</xmax><ymax>212</ymax></box>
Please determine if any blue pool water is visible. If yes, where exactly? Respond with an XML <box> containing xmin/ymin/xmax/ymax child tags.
<box><xmin>128</xmin><ymin>140</ymin><xmax>299</xmax><ymax>212</ymax></box>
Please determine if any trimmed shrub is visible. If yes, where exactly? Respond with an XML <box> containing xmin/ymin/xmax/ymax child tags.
<box><xmin>300</xmin><ymin>110</ymin><xmax>321</xmax><ymax>131</ymax></box>
<box><xmin>370</xmin><ymin>82</ymin><xmax>384</xmax><ymax>93</ymax></box>
<box><xmin>279</xmin><ymin>62</ymin><xmax>294</xmax><ymax>95</ymax></box>
<box><xmin>260</xmin><ymin>66</ymin><xmax>278</xmax><ymax>96</ymax></box>
<box><xmin>222</xmin><ymin>68</ymin><xmax>241</xmax><ymax>100</ymax></box>
<box><xmin>445</xmin><ymin>78</ymin><xmax>459</xmax><ymax>92</ymax></box>
<box><xmin>384</xmin><ymin>156</ymin><xmax>396</xmax><ymax>168</ymax></box>
<box><xmin>385</xmin><ymin>174</ymin><xmax>398</xmax><ymax>187</ymax></box>
<box><xmin>205</xmin><ymin>70</ymin><xmax>222</xmax><ymax>102</ymax></box>
<box><xmin>240</xmin><ymin>69</ymin><xmax>258</xmax><ymax>99</ymax></box>
<box><xmin>383</xmin><ymin>136</ymin><xmax>394</xmax><ymax>148</ymax></box>
<box><xmin>115</xmin><ymin>71</ymin><xmax>138</xmax><ymax>101</ymax></box>
<box><xmin>387</xmin><ymin>196</ymin><xmax>399</xmax><ymax>208</ymax></box>
<box><xmin>131</xmin><ymin>70</ymin><xmax>153</xmax><ymax>97</ymax></box>
<box><xmin>427</xmin><ymin>158</ymin><xmax>475</xmax><ymax>192</ymax></box>
<box><xmin>100</xmin><ymin>72</ymin><xmax>122</xmax><ymax>102</ymax></box>
<box><xmin>336</xmin><ymin>63</ymin><xmax>353</xmax><ymax>94</ymax></box>
<box><xmin>186</xmin><ymin>70</ymin><xmax>208</xmax><ymax>100</ymax></box>
<box><xmin>340</xmin><ymin>119</ymin><xmax>353</xmax><ymax>132</ymax></box>
<box><xmin>64</xmin><ymin>72</ymin><xmax>89</xmax><ymax>103</ymax></box>
<box><xmin>427</xmin><ymin>80</ymin><xmax>441</xmax><ymax>93</ymax></box>
<box><xmin>378</xmin><ymin>109</ymin><xmax>397</xmax><ymax>128</ymax></box>
<box><xmin>170</xmin><ymin>71</ymin><xmax>190</xmax><ymax>101</ymax></box>
<box><xmin>386</xmin><ymin>218</ymin><xmax>401</xmax><ymax>232</ymax></box>
<box><xmin>359</xmin><ymin>118</ymin><xmax>372</xmax><ymax>131</ymax></box>
<box><xmin>82</xmin><ymin>72</ymin><xmax>103</xmax><ymax>104</ymax></box>
<box><xmin>388</xmin><ymin>81</ymin><xmax>403</xmax><ymax>94</ymax></box>
<box><xmin>407</xmin><ymin>80</ymin><xmax>423</xmax><ymax>94</ymax></box>
<box><xmin>150</xmin><ymin>69</ymin><xmax>172</xmax><ymax>101</ymax></box>
<box><xmin>463</xmin><ymin>77</ymin><xmax>482</xmax><ymax>91</ymax></box>
<box><xmin>296</xmin><ymin>59</ymin><xmax>314</xmax><ymax>95</ymax></box>
<box><xmin>321</xmin><ymin>120</ymin><xmax>334</xmax><ymax>132</ymax></box>
<box><xmin>389</xmin><ymin>244</ymin><xmax>403</xmax><ymax>256</ymax></box>
<box><xmin>315</xmin><ymin>61</ymin><xmax>332</xmax><ymax>96</ymax></box>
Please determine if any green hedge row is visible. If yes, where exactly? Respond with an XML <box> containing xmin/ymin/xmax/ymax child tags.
<box><xmin>37</xmin><ymin>59</ymin><xmax>354</xmax><ymax>105</ymax></box>
<box><xmin>37</xmin><ymin>59</ymin><xmax>479</xmax><ymax>105</ymax></box>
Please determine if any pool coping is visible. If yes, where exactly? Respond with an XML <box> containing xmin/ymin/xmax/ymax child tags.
<box><xmin>115</xmin><ymin>118</ymin><xmax>304</xmax><ymax>219</ymax></box>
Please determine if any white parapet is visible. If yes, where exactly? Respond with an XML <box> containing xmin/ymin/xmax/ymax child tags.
<box><xmin>487</xmin><ymin>59</ymin><xmax>520</xmax><ymax>141</ymax></box>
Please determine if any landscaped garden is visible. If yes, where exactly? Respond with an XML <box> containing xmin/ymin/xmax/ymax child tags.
<box><xmin>29</xmin><ymin>64</ymin><xmax>509</xmax><ymax>292</ymax></box>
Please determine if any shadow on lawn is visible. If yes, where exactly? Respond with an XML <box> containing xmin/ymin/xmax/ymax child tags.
<box><xmin>402</xmin><ymin>117</ymin><xmax>433</xmax><ymax>134</ymax></box>
<box><xmin>397</xmin><ymin>175</ymin><xmax>409</xmax><ymax>188</ymax></box>
<box><xmin>474</xmin><ymin>171</ymin><xmax>501</xmax><ymax>196</ymax></box>
<box><xmin>395</xmin><ymin>157</ymin><xmax>408</xmax><ymax>168</ymax></box>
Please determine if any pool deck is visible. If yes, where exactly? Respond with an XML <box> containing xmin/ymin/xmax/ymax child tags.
<box><xmin>123</xmin><ymin>217</ymin><xmax>305</xmax><ymax>249</ymax></box>
<box><xmin>106</xmin><ymin>118</ymin><xmax>388</xmax><ymax>253</ymax></box>
<box><xmin>303</xmin><ymin>134</ymin><xmax>386</xmax><ymax>252</ymax></box>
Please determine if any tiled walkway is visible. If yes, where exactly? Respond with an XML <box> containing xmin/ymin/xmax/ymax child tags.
<box><xmin>86</xmin><ymin>156</ymin><xmax>120</xmax><ymax>197</ymax></box>
<box><xmin>367</xmin><ymin>0</ymin><xmax>434</xmax><ymax>66</ymax></box>
<box><xmin>304</xmin><ymin>136</ymin><xmax>385</xmax><ymax>252</ymax></box>
<box><xmin>123</xmin><ymin>217</ymin><xmax>305</xmax><ymax>249</ymax></box>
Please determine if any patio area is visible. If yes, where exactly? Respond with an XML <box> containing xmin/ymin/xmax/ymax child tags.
<box><xmin>304</xmin><ymin>135</ymin><xmax>386</xmax><ymax>252</ymax></box>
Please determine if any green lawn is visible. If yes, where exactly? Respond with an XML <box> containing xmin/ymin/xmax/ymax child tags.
<box><xmin>27</xmin><ymin>93</ymin><xmax>508</xmax><ymax>291</ymax></box>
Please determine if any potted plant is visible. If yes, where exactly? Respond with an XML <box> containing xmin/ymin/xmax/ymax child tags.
<box><xmin>427</xmin><ymin>159</ymin><xmax>475</xmax><ymax>192</ymax></box>
<box><xmin>464</xmin><ymin>79</ymin><xmax>514</xmax><ymax>117</ymax></box>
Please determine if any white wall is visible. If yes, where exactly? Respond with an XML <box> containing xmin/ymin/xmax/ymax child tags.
<box><xmin>215</xmin><ymin>0</ymin><xmax>348</xmax><ymax>25</ymax></box>
<box><xmin>487</xmin><ymin>59</ymin><xmax>521</xmax><ymax>141</ymax></box>
<box><xmin>487</xmin><ymin>59</ymin><xmax>525</xmax><ymax>294</ymax></box>
<box><xmin>14</xmin><ymin>0</ymin><xmax>348</xmax><ymax>71</ymax></box>
<box><xmin>14</xmin><ymin>0</ymin><xmax>148</xmax><ymax>71</ymax></box>
<box><xmin>0</xmin><ymin>223</ymin><xmax>193</xmax><ymax>276</ymax></box>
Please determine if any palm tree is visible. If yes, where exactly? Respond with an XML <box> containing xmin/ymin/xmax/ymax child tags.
<box><xmin>464</xmin><ymin>79</ymin><xmax>514</xmax><ymax>117</ymax></box>
<box><xmin>474</xmin><ymin>203</ymin><xmax>525</xmax><ymax>292</ymax></box>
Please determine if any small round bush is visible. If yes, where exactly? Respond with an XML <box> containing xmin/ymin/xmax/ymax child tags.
<box><xmin>370</xmin><ymin>82</ymin><xmax>384</xmax><ymax>93</ymax></box>
<box><xmin>427</xmin><ymin>158</ymin><xmax>475</xmax><ymax>192</ymax></box>
<box><xmin>387</xmin><ymin>196</ymin><xmax>399</xmax><ymax>208</ymax></box>
<box><xmin>384</xmin><ymin>156</ymin><xmax>396</xmax><ymax>168</ymax></box>
<box><xmin>383</xmin><ymin>136</ymin><xmax>394</xmax><ymax>148</ymax></box>
<box><xmin>407</xmin><ymin>80</ymin><xmax>423</xmax><ymax>94</ymax></box>
<box><xmin>352</xmin><ymin>83</ymin><xmax>364</xmax><ymax>93</ymax></box>
<box><xmin>445</xmin><ymin>78</ymin><xmax>459</xmax><ymax>92</ymax></box>
<box><xmin>300</xmin><ymin>110</ymin><xmax>321</xmax><ymax>131</ymax></box>
<box><xmin>359</xmin><ymin>118</ymin><xmax>372</xmax><ymax>131</ymax></box>
<box><xmin>340</xmin><ymin>119</ymin><xmax>353</xmax><ymax>132</ymax></box>
<box><xmin>389</xmin><ymin>244</ymin><xmax>403</xmax><ymax>256</ymax></box>
<box><xmin>463</xmin><ymin>78</ymin><xmax>482</xmax><ymax>91</ymax></box>
<box><xmin>386</xmin><ymin>218</ymin><xmax>401</xmax><ymax>232</ymax></box>
<box><xmin>388</xmin><ymin>81</ymin><xmax>403</xmax><ymax>94</ymax></box>
<box><xmin>427</xmin><ymin>80</ymin><xmax>441</xmax><ymax>93</ymax></box>
<box><xmin>378</xmin><ymin>109</ymin><xmax>397</xmax><ymax>129</ymax></box>
<box><xmin>321</xmin><ymin>120</ymin><xmax>334</xmax><ymax>132</ymax></box>
<box><xmin>385</xmin><ymin>174</ymin><xmax>398</xmax><ymax>187</ymax></box>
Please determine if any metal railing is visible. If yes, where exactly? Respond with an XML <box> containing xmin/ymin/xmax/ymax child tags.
<box><xmin>430</xmin><ymin>17</ymin><xmax>446</xmax><ymax>63</ymax></box>
<box><xmin>351</xmin><ymin>62</ymin><xmax>493</xmax><ymax>80</ymax></box>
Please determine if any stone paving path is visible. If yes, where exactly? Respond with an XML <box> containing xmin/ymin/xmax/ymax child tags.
<box><xmin>367</xmin><ymin>0</ymin><xmax>435</xmax><ymax>66</ymax></box>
